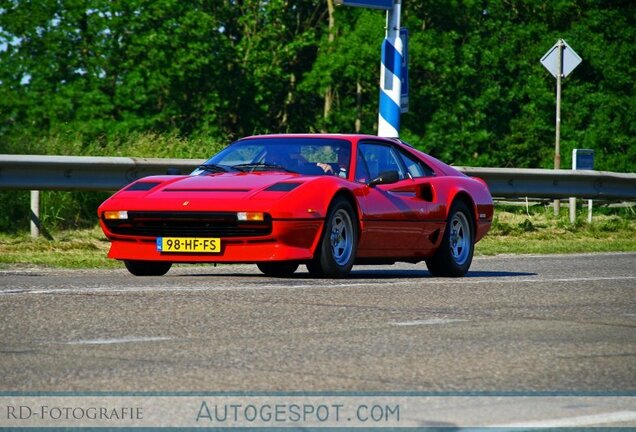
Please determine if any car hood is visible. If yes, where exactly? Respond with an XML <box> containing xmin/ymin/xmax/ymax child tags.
<box><xmin>157</xmin><ymin>172</ymin><xmax>302</xmax><ymax>193</ymax></box>
<box><xmin>102</xmin><ymin>172</ymin><xmax>312</xmax><ymax>212</ymax></box>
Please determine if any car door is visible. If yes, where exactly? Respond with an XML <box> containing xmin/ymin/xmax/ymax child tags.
<box><xmin>354</xmin><ymin>141</ymin><xmax>442</xmax><ymax>257</ymax></box>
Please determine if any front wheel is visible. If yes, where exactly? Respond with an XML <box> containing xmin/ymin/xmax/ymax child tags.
<box><xmin>124</xmin><ymin>260</ymin><xmax>172</xmax><ymax>276</ymax></box>
<box><xmin>307</xmin><ymin>197</ymin><xmax>357</xmax><ymax>278</ymax></box>
<box><xmin>257</xmin><ymin>262</ymin><xmax>299</xmax><ymax>277</ymax></box>
<box><xmin>425</xmin><ymin>201</ymin><xmax>474</xmax><ymax>277</ymax></box>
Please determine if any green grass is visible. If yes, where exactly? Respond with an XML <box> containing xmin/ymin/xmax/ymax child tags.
<box><xmin>0</xmin><ymin>207</ymin><xmax>634</xmax><ymax>269</ymax></box>
<box><xmin>476</xmin><ymin>205</ymin><xmax>636</xmax><ymax>255</ymax></box>
<box><xmin>0</xmin><ymin>227</ymin><xmax>118</xmax><ymax>269</ymax></box>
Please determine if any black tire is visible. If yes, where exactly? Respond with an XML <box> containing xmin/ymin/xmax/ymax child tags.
<box><xmin>425</xmin><ymin>200</ymin><xmax>475</xmax><ymax>277</ymax></box>
<box><xmin>124</xmin><ymin>260</ymin><xmax>172</xmax><ymax>276</ymax></box>
<box><xmin>307</xmin><ymin>196</ymin><xmax>357</xmax><ymax>278</ymax></box>
<box><xmin>305</xmin><ymin>260</ymin><xmax>324</xmax><ymax>277</ymax></box>
<box><xmin>257</xmin><ymin>262</ymin><xmax>299</xmax><ymax>277</ymax></box>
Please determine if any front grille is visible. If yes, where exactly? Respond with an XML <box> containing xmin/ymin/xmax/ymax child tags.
<box><xmin>104</xmin><ymin>211</ymin><xmax>272</xmax><ymax>237</ymax></box>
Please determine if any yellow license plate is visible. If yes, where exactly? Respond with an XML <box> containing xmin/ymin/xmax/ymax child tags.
<box><xmin>157</xmin><ymin>237</ymin><xmax>221</xmax><ymax>253</ymax></box>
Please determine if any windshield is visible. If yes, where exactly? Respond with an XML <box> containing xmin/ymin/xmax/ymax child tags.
<box><xmin>193</xmin><ymin>138</ymin><xmax>352</xmax><ymax>177</ymax></box>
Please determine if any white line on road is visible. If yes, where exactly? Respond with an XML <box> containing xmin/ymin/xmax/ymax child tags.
<box><xmin>488</xmin><ymin>410</ymin><xmax>636</xmax><ymax>429</ymax></box>
<box><xmin>64</xmin><ymin>336</ymin><xmax>171</xmax><ymax>345</ymax></box>
<box><xmin>392</xmin><ymin>319</ymin><xmax>467</xmax><ymax>326</ymax></box>
<box><xmin>1</xmin><ymin>275</ymin><xmax>635</xmax><ymax>296</ymax></box>
<box><xmin>0</xmin><ymin>289</ymin><xmax>26</xmax><ymax>294</ymax></box>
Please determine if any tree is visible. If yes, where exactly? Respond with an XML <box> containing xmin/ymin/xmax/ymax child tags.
<box><xmin>0</xmin><ymin>0</ymin><xmax>634</xmax><ymax>172</ymax></box>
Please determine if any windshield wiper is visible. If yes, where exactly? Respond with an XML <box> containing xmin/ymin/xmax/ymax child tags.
<box><xmin>195</xmin><ymin>163</ymin><xmax>229</xmax><ymax>173</ymax></box>
<box><xmin>232</xmin><ymin>163</ymin><xmax>298</xmax><ymax>174</ymax></box>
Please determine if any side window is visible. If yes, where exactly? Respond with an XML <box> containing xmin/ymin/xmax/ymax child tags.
<box><xmin>354</xmin><ymin>151</ymin><xmax>370</xmax><ymax>183</ymax></box>
<box><xmin>356</xmin><ymin>143</ymin><xmax>406</xmax><ymax>182</ymax></box>
<box><xmin>398</xmin><ymin>149</ymin><xmax>435</xmax><ymax>178</ymax></box>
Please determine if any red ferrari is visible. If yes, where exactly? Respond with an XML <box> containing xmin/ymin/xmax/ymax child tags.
<box><xmin>98</xmin><ymin>134</ymin><xmax>493</xmax><ymax>277</ymax></box>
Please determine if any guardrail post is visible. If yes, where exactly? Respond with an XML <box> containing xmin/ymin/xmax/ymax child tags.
<box><xmin>30</xmin><ymin>190</ymin><xmax>40</xmax><ymax>238</ymax></box>
<box><xmin>569</xmin><ymin>197</ymin><xmax>576</xmax><ymax>224</ymax></box>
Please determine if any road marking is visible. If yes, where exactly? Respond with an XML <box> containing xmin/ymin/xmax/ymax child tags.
<box><xmin>64</xmin><ymin>336</ymin><xmax>171</xmax><ymax>345</ymax></box>
<box><xmin>488</xmin><ymin>410</ymin><xmax>636</xmax><ymax>428</ymax></box>
<box><xmin>0</xmin><ymin>289</ymin><xmax>26</xmax><ymax>295</ymax></box>
<box><xmin>392</xmin><ymin>319</ymin><xmax>466</xmax><ymax>326</ymax></box>
<box><xmin>1</xmin><ymin>276</ymin><xmax>635</xmax><ymax>296</ymax></box>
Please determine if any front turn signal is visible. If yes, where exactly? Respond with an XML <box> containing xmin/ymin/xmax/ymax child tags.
<box><xmin>237</xmin><ymin>212</ymin><xmax>264</xmax><ymax>222</ymax></box>
<box><xmin>103</xmin><ymin>210</ymin><xmax>128</xmax><ymax>220</ymax></box>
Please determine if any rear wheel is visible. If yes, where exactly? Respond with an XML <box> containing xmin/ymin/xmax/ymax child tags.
<box><xmin>307</xmin><ymin>197</ymin><xmax>357</xmax><ymax>278</ymax></box>
<box><xmin>124</xmin><ymin>260</ymin><xmax>172</xmax><ymax>276</ymax></box>
<box><xmin>257</xmin><ymin>262</ymin><xmax>299</xmax><ymax>277</ymax></box>
<box><xmin>425</xmin><ymin>201</ymin><xmax>474</xmax><ymax>277</ymax></box>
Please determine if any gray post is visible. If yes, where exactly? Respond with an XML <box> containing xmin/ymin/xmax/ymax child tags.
<box><xmin>30</xmin><ymin>190</ymin><xmax>40</xmax><ymax>238</ymax></box>
<box><xmin>588</xmin><ymin>199</ymin><xmax>593</xmax><ymax>223</ymax></box>
<box><xmin>553</xmin><ymin>39</ymin><xmax>563</xmax><ymax>217</ymax></box>
<box><xmin>570</xmin><ymin>143</ymin><xmax>575</xmax><ymax>224</ymax></box>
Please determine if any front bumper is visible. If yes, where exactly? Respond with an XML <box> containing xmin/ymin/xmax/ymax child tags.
<box><xmin>104</xmin><ymin>219</ymin><xmax>324</xmax><ymax>263</ymax></box>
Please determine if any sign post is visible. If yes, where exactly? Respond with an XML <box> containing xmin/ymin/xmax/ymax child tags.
<box><xmin>378</xmin><ymin>1</ymin><xmax>402</xmax><ymax>137</ymax></box>
<box><xmin>399</xmin><ymin>27</ymin><xmax>409</xmax><ymax>114</ymax></box>
<box><xmin>571</xmin><ymin>149</ymin><xmax>595</xmax><ymax>224</ymax></box>
<box><xmin>540</xmin><ymin>39</ymin><xmax>582</xmax><ymax>216</ymax></box>
<box><xmin>335</xmin><ymin>0</ymin><xmax>406</xmax><ymax>137</ymax></box>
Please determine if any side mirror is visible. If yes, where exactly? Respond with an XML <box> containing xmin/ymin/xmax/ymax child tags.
<box><xmin>368</xmin><ymin>170</ymin><xmax>400</xmax><ymax>187</ymax></box>
<box><xmin>166</xmin><ymin>167</ymin><xmax>181</xmax><ymax>175</ymax></box>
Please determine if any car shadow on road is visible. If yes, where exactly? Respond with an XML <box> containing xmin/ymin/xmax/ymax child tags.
<box><xmin>340</xmin><ymin>270</ymin><xmax>537</xmax><ymax>279</ymax></box>
<box><xmin>175</xmin><ymin>268</ymin><xmax>536</xmax><ymax>279</ymax></box>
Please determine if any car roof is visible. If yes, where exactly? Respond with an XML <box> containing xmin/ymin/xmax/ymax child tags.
<box><xmin>239</xmin><ymin>135</ymin><xmax>415</xmax><ymax>153</ymax></box>
<box><xmin>239</xmin><ymin>133</ymin><xmax>403</xmax><ymax>144</ymax></box>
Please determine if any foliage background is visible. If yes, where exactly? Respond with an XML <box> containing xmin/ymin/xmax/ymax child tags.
<box><xmin>0</xmin><ymin>0</ymin><xmax>634</xmax><ymax>231</ymax></box>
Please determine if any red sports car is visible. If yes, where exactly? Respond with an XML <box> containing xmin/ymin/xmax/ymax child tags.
<box><xmin>98</xmin><ymin>134</ymin><xmax>493</xmax><ymax>277</ymax></box>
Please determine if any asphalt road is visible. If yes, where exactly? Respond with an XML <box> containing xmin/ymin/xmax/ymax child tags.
<box><xmin>1</xmin><ymin>253</ymin><xmax>635</xmax><ymax>392</ymax></box>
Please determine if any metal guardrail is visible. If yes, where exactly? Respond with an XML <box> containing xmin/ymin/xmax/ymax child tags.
<box><xmin>1</xmin><ymin>154</ymin><xmax>636</xmax><ymax>200</ymax></box>
<box><xmin>458</xmin><ymin>166</ymin><xmax>636</xmax><ymax>200</ymax></box>
<box><xmin>0</xmin><ymin>155</ymin><xmax>199</xmax><ymax>191</ymax></box>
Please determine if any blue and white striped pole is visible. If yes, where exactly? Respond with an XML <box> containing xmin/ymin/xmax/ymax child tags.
<box><xmin>378</xmin><ymin>1</ymin><xmax>402</xmax><ymax>137</ymax></box>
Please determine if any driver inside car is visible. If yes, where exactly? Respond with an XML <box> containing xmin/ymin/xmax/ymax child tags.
<box><xmin>317</xmin><ymin>145</ymin><xmax>350</xmax><ymax>178</ymax></box>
